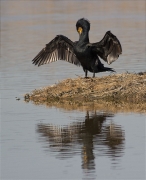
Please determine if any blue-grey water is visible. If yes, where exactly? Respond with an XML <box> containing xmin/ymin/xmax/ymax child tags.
<box><xmin>1</xmin><ymin>1</ymin><xmax>146</xmax><ymax>180</ymax></box>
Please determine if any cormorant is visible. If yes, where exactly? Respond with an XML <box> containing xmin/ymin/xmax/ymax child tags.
<box><xmin>32</xmin><ymin>18</ymin><xmax>122</xmax><ymax>78</ymax></box>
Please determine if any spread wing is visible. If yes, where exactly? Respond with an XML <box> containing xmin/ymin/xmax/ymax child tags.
<box><xmin>90</xmin><ymin>31</ymin><xmax>122</xmax><ymax>65</ymax></box>
<box><xmin>32</xmin><ymin>35</ymin><xmax>80</xmax><ymax>66</ymax></box>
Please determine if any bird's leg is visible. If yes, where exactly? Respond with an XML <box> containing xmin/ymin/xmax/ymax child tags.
<box><xmin>91</xmin><ymin>61</ymin><xmax>97</xmax><ymax>78</ymax></box>
<box><xmin>92</xmin><ymin>71</ymin><xmax>95</xmax><ymax>78</ymax></box>
<box><xmin>85</xmin><ymin>70</ymin><xmax>88</xmax><ymax>78</ymax></box>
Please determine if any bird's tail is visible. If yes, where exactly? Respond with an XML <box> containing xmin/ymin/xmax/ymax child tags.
<box><xmin>97</xmin><ymin>58</ymin><xmax>116</xmax><ymax>73</ymax></box>
<box><xmin>101</xmin><ymin>66</ymin><xmax>116</xmax><ymax>73</ymax></box>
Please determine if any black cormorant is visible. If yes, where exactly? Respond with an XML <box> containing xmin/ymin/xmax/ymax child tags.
<box><xmin>32</xmin><ymin>18</ymin><xmax>122</xmax><ymax>78</ymax></box>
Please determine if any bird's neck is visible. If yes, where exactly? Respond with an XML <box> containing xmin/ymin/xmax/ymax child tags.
<box><xmin>79</xmin><ymin>31</ymin><xmax>89</xmax><ymax>43</ymax></box>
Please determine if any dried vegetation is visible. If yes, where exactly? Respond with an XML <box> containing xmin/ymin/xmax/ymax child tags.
<box><xmin>24</xmin><ymin>72</ymin><xmax>146</xmax><ymax>113</ymax></box>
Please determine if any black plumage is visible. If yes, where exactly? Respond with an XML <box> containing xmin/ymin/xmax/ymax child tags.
<box><xmin>32</xmin><ymin>18</ymin><xmax>122</xmax><ymax>78</ymax></box>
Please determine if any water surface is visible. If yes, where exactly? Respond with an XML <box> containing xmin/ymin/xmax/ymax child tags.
<box><xmin>1</xmin><ymin>1</ymin><xmax>146</xmax><ymax>179</ymax></box>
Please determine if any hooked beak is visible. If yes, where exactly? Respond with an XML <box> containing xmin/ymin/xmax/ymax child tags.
<box><xmin>77</xmin><ymin>27</ymin><xmax>83</xmax><ymax>35</ymax></box>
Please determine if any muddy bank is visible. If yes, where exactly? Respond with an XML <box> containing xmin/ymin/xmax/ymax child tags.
<box><xmin>24</xmin><ymin>72</ymin><xmax>146</xmax><ymax>113</ymax></box>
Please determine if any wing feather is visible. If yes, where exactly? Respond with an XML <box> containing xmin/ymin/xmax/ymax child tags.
<box><xmin>32</xmin><ymin>50</ymin><xmax>44</xmax><ymax>65</ymax></box>
<box><xmin>32</xmin><ymin>35</ymin><xmax>80</xmax><ymax>66</ymax></box>
<box><xmin>90</xmin><ymin>31</ymin><xmax>122</xmax><ymax>64</ymax></box>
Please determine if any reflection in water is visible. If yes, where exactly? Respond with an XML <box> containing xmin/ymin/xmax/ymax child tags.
<box><xmin>37</xmin><ymin>111</ymin><xmax>125</xmax><ymax>171</ymax></box>
<box><xmin>1</xmin><ymin>1</ymin><xmax>145</xmax><ymax>179</ymax></box>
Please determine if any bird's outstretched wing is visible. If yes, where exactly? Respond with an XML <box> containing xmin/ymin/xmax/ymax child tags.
<box><xmin>89</xmin><ymin>31</ymin><xmax>122</xmax><ymax>65</ymax></box>
<box><xmin>32</xmin><ymin>35</ymin><xmax>80</xmax><ymax>66</ymax></box>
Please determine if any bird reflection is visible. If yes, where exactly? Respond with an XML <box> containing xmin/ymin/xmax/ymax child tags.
<box><xmin>81</xmin><ymin>111</ymin><xmax>112</xmax><ymax>170</ymax></box>
<box><xmin>37</xmin><ymin>111</ymin><xmax>125</xmax><ymax>170</ymax></box>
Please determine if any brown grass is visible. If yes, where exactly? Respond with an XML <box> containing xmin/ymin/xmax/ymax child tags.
<box><xmin>24</xmin><ymin>72</ymin><xmax>146</xmax><ymax>113</ymax></box>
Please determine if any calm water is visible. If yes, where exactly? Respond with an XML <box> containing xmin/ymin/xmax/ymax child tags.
<box><xmin>1</xmin><ymin>1</ymin><xmax>146</xmax><ymax>180</ymax></box>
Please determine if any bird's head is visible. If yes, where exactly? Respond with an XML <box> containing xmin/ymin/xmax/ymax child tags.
<box><xmin>76</xmin><ymin>18</ymin><xmax>90</xmax><ymax>35</ymax></box>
